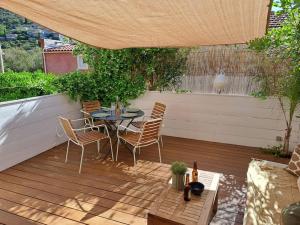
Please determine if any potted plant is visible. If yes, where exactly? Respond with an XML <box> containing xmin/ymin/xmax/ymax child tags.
<box><xmin>171</xmin><ymin>161</ymin><xmax>187</xmax><ymax>191</ymax></box>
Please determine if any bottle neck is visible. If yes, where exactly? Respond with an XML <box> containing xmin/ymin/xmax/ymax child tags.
<box><xmin>193</xmin><ymin>161</ymin><xmax>197</xmax><ymax>169</ymax></box>
<box><xmin>185</xmin><ymin>174</ymin><xmax>190</xmax><ymax>185</ymax></box>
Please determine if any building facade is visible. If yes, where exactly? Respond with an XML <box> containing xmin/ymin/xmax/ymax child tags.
<box><xmin>40</xmin><ymin>39</ymin><xmax>88</xmax><ymax>75</ymax></box>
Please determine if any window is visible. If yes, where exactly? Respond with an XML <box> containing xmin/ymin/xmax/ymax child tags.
<box><xmin>77</xmin><ymin>55</ymin><xmax>88</xmax><ymax>70</ymax></box>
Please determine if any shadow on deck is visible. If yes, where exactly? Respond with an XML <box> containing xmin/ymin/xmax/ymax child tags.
<box><xmin>0</xmin><ymin>136</ymin><xmax>288</xmax><ymax>225</ymax></box>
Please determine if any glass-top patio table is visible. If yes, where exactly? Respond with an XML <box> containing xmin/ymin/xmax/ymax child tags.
<box><xmin>91</xmin><ymin>107</ymin><xmax>144</xmax><ymax>158</ymax></box>
<box><xmin>91</xmin><ymin>108</ymin><xmax>144</xmax><ymax>124</ymax></box>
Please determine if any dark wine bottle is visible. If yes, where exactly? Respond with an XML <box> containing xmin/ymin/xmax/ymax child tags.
<box><xmin>184</xmin><ymin>173</ymin><xmax>191</xmax><ymax>201</ymax></box>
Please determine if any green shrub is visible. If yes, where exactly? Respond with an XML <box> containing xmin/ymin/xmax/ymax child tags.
<box><xmin>261</xmin><ymin>144</ymin><xmax>291</xmax><ymax>158</ymax></box>
<box><xmin>55</xmin><ymin>71</ymin><xmax>145</xmax><ymax>106</ymax></box>
<box><xmin>0</xmin><ymin>71</ymin><xmax>57</xmax><ymax>102</ymax></box>
<box><xmin>128</xmin><ymin>48</ymin><xmax>189</xmax><ymax>91</ymax></box>
<box><xmin>56</xmin><ymin>44</ymin><xmax>190</xmax><ymax>105</ymax></box>
<box><xmin>74</xmin><ymin>44</ymin><xmax>189</xmax><ymax>92</ymax></box>
<box><xmin>3</xmin><ymin>47</ymin><xmax>43</xmax><ymax>72</ymax></box>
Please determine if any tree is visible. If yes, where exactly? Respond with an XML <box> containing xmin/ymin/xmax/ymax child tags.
<box><xmin>59</xmin><ymin>44</ymin><xmax>189</xmax><ymax>105</ymax></box>
<box><xmin>74</xmin><ymin>44</ymin><xmax>189</xmax><ymax>91</ymax></box>
<box><xmin>0</xmin><ymin>25</ymin><xmax>6</xmax><ymax>36</ymax></box>
<box><xmin>249</xmin><ymin>0</ymin><xmax>300</xmax><ymax>153</ymax></box>
<box><xmin>128</xmin><ymin>48</ymin><xmax>189</xmax><ymax>90</ymax></box>
<box><xmin>3</xmin><ymin>47</ymin><xmax>43</xmax><ymax>72</ymax></box>
<box><xmin>57</xmin><ymin>46</ymin><xmax>146</xmax><ymax>106</ymax></box>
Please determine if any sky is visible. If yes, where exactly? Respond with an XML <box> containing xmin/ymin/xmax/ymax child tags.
<box><xmin>272</xmin><ymin>6</ymin><xmax>281</xmax><ymax>11</ymax></box>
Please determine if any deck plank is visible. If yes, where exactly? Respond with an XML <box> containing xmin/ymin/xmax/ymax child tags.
<box><xmin>0</xmin><ymin>209</ymin><xmax>43</xmax><ymax>225</ymax></box>
<box><xmin>0</xmin><ymin>173</ymin><xmax>150</xmax><ymax>217</ymax></box>
<box><xmin>0</xmin><ymin>179</ymin><xmax>142</xmax><ymax>225</ymax></box>
<box><xmin>4</xmin><ymin>168</ymin><xmax>156</xmax><ymax>207</ymax></box>
<box><xmin>0</xmin><ymin>198</ymin><xmax>85</xmax><ymax>225</ymax></box>
<box><xmin>0</xmin><ymin>189</ymin><xmax>123</xmax><ymax>225</ymax></box>
<box><xmin>0</xmin><ymin>136</ymin><xmax>289</xmax><ymax>225</ymax></box>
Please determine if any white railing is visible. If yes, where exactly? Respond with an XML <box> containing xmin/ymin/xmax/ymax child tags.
<box><xmin>0</xmin><ymin>94</ymin><xmax>81</xmax><ymax>171</ymax></box>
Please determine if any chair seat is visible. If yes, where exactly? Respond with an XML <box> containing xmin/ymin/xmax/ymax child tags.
<box><xmin>131</xmin><ymin>121</ymin><xmax>145</xmax><ymax>129</ymax></box>
<box><xmin>119</xmin><ymin>132</ymin><xmax>141</xmax><ymax>146</ymax></box>
<box><xmin>77</xmin><ymin>131</ymin><xmax>107</xmax><ymax>144</ymax></box>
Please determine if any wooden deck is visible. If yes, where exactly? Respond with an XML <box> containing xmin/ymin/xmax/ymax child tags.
<box><xmin>0</xmin><ymin>136</ymin><xmax>288</xmax><ymax>225</ymax></box>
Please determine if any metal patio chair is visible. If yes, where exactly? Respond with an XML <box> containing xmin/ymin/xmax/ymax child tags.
<box><xmin>58</xmin><ymin>116</ymin><xmax>114</xmax><ymax>173</ymax></box>
<box><xmin>116</xmin><ymin>118</ymin><xmax>163</xmax><ymax>166</ymax></box>
<box><xmin>81</xmin><ymin>100</ymin><xmax>103</xmax><ymax>127</ymax></box>
<box><xmin>131</xmin><ymin>102</ymin><xmax>166</xmax><ymax>146</ymax></box>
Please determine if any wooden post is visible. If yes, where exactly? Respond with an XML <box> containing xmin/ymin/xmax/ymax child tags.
<box><xmin>0</xmin><ymin>44</ymin><xmax>4</xmax><ymax>73</ymax></box>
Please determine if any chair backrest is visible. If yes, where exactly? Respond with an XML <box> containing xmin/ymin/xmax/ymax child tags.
<box><xmin>151</xmin><ymin>102</ymin><xmax>166</xmax><ymax>119</ymax></box>
<box><xmin>138</xmin><ymin>118</ymin><xmax>162</xmax><ymax>145</ymax></box>
<box><xmin>58</xmin><ymin>116</ymin><xmax>78</xmax><ymax>142</ymax></box>
<box><xmin>82</xmin><ymin>100</ymin><xmax>101</xmax><ymax>116</ymax></box>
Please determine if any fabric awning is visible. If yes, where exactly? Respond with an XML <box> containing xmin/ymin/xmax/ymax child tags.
<box><xmin>0</xmin><ymin>0</ymin><xmax>271</xmax><ymax>49</ymax></box>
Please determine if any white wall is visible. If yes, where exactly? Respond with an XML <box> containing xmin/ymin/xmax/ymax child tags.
<box><xmin>0</xmin><ymin>94</ymin><xmax>81</xmax><ymax>171</ymax></box>
<box><xmin>1</xmin><ymin>92</ymin><xmax>299</xmax><ymax>171</ymax></box>
<box><xmin>131</xmin><ymin>91</ymin><xmax>300</xmax><ymax>150</ymax></box>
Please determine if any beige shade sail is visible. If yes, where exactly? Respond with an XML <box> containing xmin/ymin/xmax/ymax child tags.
<box><xmin>0</xmin><ymin>0</ymin><xmax>271</xmax><ymax>49</ymax></box>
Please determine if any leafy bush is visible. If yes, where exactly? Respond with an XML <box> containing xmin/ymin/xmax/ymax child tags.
<box><xmin>0</xmin><ymin>71</ymin><xmax>57</xmax><ymax>102</ymax></box>
<box><xmin>0</xmin><ymin>24</ymin><xmax>6</xmax><ymax>36</ymax></box>
<box><xmin>261</xmin><ymin>144</ymin><xmax>291</xmax><ymax>158</ymax></box>
<box><xmin>55</xmin><ymin>45</ymin><xmax>148</xmax><ymax>106</ymax></box>
<box><xmin>55</xmin><ymin>71</ymin><xmax>145</xmax><ymax>106</ymax></box>
<box><xmin>3</xmin><ymin>47</ymin><xmax>43</xmax><ymax>72</ymax></box>
<box><xmin>0</xmin><ymin>44</ymin><xmax>188</xmax><ymax>104</ymax></box>
<box><xmin>74</xmin><ymin>44</ymin><xmax>189</xmax><ymax>91</ymax></box>
<box><xmin>56</xmin><ymin>44</ymin><xmax>189</xmax><ymax>105</ymax></box>
<box><xmin>128</xmin><ymin>48</ymin><xmax>189</xmax><ymax>90</ymax></box>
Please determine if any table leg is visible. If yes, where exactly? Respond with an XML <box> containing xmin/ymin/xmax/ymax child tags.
<box><xmin>124</xmin><ymin>118</ymin><xmax>134</xmax><ymax>131</ymax></box>
<box><xmin>213</xmin><ymin>189</ymin><xmax>219</xmax><ymax>214</ymax></box>
<box><xmin>209</xmin><ymin>189</ymin><xmax>219</xmax><ymax>223</ymax></box>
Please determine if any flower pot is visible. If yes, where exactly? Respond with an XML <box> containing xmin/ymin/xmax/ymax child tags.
<box><xmin>172</xmin><ymin>173</ymin><xmax>185</xmax><ymax>191</ymax></box>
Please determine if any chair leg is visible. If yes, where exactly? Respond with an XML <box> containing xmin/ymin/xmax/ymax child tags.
<box><xmin>133</xmin><ymin>147</ymin><xmax>137</xmax><ymax>166</ymax></box>
<box><xmin>160</xmin><ymin>135</ymin><xmax>164</xmax><ymax>148</ymax></box>
<box><xmin>65</xmin><ymin>139</ymin><xmax>70</xmax><ymax>163</ymax></box>
<box><xmin>138</xmin><ymin>147</ymin><xmax>141</xmax><ymax>155</ymax></box>
<box><xmin>79</xmin><ymin>145</ymin><xmax>85</xmax><ymax>174</ymax></box>
<box><xmin>116</xmin><ymin>138</ymin><xmax>120</xmax><ymax>161</ymax></box>
<box><xmin>157</xmin><ymin>141</ymin><xmax>162</xmax><ymax>163</ymax></box>
<box><xmin>97</xmin><ymin>140</ymin><xmax>100</xmax><ymax>154</ymax></box>
<box><xmin>109</xmin><ymin>138</ymin><xmax>114</xmax><ymax>161</ymax></box>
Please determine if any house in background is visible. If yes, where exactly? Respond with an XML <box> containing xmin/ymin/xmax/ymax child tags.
<box><xmin>39</xmin><ymin>39</ymin><xmax>88</xmax><ymax>75</ymax></box>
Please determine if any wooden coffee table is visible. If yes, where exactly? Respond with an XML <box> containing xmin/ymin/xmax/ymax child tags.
<box><xmin>148</xmin><ymin>169</ymin><xmax>221</xmax><ymax>225</ymax></box>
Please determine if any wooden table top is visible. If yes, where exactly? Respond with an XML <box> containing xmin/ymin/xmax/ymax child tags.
<box><xmin>148</xmin><ymin>169</ymin><xmax>221</xmax><ymax>225</ymax></box>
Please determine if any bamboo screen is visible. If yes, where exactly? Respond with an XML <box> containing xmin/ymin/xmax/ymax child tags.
<box><xmin>186</xmin><ymin>46</ymin><xmax>266</xmax><ymax>77</ymax></box>
<box><xmin>181</xmin><ymin>46</ymin><xmax>270</xmax><ymax>95</ymax></box>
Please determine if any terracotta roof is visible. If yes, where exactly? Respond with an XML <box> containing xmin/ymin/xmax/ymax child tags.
<box><xmin>44</xmin><ymin>44</ymin><xmax>74</xmax><ymax>52</ymax></box>
<box><xmin>268</xmin><ymin>12</ymin><xmax>287</xmax><ymax>28</ymax></box>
